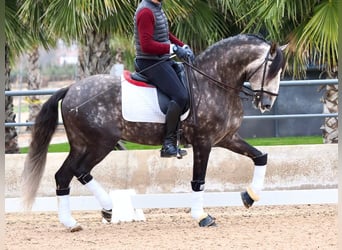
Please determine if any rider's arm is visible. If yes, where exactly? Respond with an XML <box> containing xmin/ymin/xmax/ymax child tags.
<box><xmin>137</xmin><ymin>8</ymin><xmax>184</xmax><ymax>55</ymax></box>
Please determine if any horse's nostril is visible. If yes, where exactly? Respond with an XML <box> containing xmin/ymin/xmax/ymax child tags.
<box><xmin>264</xmin><ymin>104</ymin><xmax>271</xmax><ymax>110</ymax></box>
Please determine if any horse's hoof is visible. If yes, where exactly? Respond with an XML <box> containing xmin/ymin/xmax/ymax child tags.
<box><xmin>101</xmin><ymin>208</ymin><xmax>112</xmax><ymax>223</ymax></box>
<box><xmin>241</xmin><ymin>191</ymin><xmax>254</xmax><ymax>208</ymax></box>
<box><xmin>69</xmin><ymin>223</ymin><xmax>83</xmax><ymax>232</ymax></box>
<box><xmin>198</xmin><ymin>214</ymin><xmax>217</xmax><ymax>227</ymax></box>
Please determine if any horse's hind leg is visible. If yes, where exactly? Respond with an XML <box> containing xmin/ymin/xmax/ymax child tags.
<box><xmin>73</xmin><ymin>151</ymin><xmax>113</xmax><ymax>223</ymax></box>
<box><xmin>55</xmin><ymin>147</ymin><xmax>114</xmax><ymax>231</ymax></box>
<box><xmin>55</xmin><ymin>153</ymin><xmax>82</xmax><ymax>231</ymax></box>
<box><xmin>71</xmin><ymin>147</ymin><xmax>114</xmax><ymax>221</ymax></box>
<box><xmin>216</xmin><ymin>133</ymin><xmax>267</xmax><ymax>208</ymax></box>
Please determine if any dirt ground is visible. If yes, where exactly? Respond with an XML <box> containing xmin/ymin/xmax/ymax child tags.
<box><xmin>5</xmin><ymin>204</ymin><xmax>337</xmax><ymax>250</ymax></box>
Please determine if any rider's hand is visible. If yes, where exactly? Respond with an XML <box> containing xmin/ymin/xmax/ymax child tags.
<box><xmin>172</xmin><ymin>44</ymin><xmax>195</xmax><ymax>62</ymax></box>
<box><xmin>172</xmin><ymin>45</ymin><xmax>188</xmax><ymax>60</ymax></box>
<box><xmin>182</xmin><ymin>45</ymin><xmax>195</xmax><ymax>62</ymax></box>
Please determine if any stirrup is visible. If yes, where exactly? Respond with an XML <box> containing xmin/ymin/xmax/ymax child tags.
<box><xmin>160</xmin><ymin>143</ymin><xmax>178</xmax><ymax>158</ymax></box>
<box><xmin>160</xmin><ymin>144</ymin><xmax>187</xmax><ymax>158</ymax></box>
<box><xmin>177</xmin><ymin>147</ymin><xmax>187</xmax><ymax>159</ymax></box>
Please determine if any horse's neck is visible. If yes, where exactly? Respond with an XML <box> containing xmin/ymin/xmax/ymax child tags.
<box><xmin>188</xmin><ymin>67</ymin><xmax>242</xmax><ymax>112</ymax></box>
<box><xmin>193</xmin><ymin>41</ymin><xmax>268</xmax><ymax>92</ymax></box>
<box><xmin>190</xmin><ymin>60</ymin><xmax>245</xmax><ymax>93</ymax></box>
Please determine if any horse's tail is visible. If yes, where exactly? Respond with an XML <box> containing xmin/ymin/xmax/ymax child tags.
<box><xmin>21</xmin><ymin>87</ymin><xmax>69</xmax><ymax>209</ymax></box>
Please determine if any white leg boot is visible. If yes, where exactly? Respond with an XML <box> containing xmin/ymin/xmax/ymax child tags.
<box><xmin>191</xmin><ymin>191</ymin><xmax>216</xmax><ymax>227</ymax></box>
<box><xmin>57</xmin><ymin>195</ymin><xmax>82</xmax><ymax>232</ymax></box>
<box><xmin>247</xmin><ymin>164</ymin><xmax>267</xmax><ymax>201</ymax></box>
<box><xmin>191</xmin><ymin>191</ymin><xmax>206</xmax><ymax>220</ymax></box>
<box><xmin>85</xmin><ymin>179</ymin><xmax>112</xmax><ymax>210</ymax></box>
<box><xmin>85</xmin><ymin>179</ymin><xmax>112</xmax><ymax>223</ymax></box>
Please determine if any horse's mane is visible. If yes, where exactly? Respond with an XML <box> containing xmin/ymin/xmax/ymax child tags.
<box><xmin>196</xmin><ymin>34</ymin><xmax>285</xmax><ymax>81</ymax></box>
<box><xmin>222</xmin><ymin>33</ymin><xmax>270</xmax><ymax>46</ymax></box>
<box><xmin>244</xmin><ymin>33</ymin><xmax>269</xmax><ymax>44</ymax></box>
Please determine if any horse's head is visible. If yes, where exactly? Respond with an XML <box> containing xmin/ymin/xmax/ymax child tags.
<box><xmin>246</xmin><ymin>42</ymin><xmax>286</xmax><ymax>113</ymax></box>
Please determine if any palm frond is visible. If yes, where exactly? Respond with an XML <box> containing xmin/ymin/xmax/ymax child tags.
<box><xmin>297</xmin><ymin>1</ymin><xmax>338</xmax><ymax>70</ymax></box>
<box><xmin>5</xmin><ymin>1</ymin><xmax>34</xmax><ymax>63</ymax></box>
<box><xmin>237</xmin><ymin>0</ymin><xmax>338</xmax><ymax>77</ymax></box>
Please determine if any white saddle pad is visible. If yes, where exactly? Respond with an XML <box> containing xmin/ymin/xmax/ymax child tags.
<box><xmin>121</xmin><ymin>71</ymin><xmax>189</xmax><ymax>123</ymax></box>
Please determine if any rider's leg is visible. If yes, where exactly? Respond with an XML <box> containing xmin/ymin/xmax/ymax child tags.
<box><xmin>135</xmin><ymin>59</ymin><xmax>189</xmax><ymax>157</ymax></box>
<box><xmin>160</xmin><ymin>100</ymin><xmax>186</xmax><ymax>157</ymax></box>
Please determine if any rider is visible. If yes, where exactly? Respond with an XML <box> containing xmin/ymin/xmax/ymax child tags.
<box><xmin>134</xmin><ymin>0</ymin><xmax>194</xmax><ymax>158</ymax></box>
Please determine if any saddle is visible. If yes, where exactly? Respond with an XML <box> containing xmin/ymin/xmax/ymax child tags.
<box><xmin>130</xmin><ymin>62</ymin><xmax>190</xmax><ymax>114</ymax></box>
<box><xmin>120</xmin><ymin>62</ymin><xmax>190</xmax><ymax>124</ymax></box>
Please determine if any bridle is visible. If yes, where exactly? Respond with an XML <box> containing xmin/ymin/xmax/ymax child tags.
<box><xmin>183</xmin><ymin>47</ymin><xmax>279</xmax><ymax>99</ymax></box>
<box><xmin>245</xmin><ymin>50</ymin><xmax>279</xmax><ymax>99</ymax></box>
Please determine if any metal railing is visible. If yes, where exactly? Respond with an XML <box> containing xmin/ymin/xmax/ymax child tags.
<box><xmin>4</xmin><ymin>79</ymin><xmax>338</xmax><ymax>127</ymax></box>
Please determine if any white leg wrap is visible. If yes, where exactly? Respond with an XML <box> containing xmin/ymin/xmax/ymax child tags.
<box><xmin>191</xmin><ymin>191</ymin><xmax>206</xmax><ymax>220</ymax></box>
<box><xmin>250</xmin><ymin>164</ymin><xmax>267</xmax><ymax>195</ymax></box>
<box><xmin>85</xmin><ymin>179</ymin><xmax>112</xmax><ymax>210</ymax></box>
<box><xmin>57</xmin><ymin>195</ymin><xmax>77</xmax><ymax>228</ymax></box>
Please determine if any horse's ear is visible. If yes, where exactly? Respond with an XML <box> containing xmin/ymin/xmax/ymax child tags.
<box><xmin>270</xmin><ymin>42</ymin><xmax>277</xmax><ymax>55</ymax></box>
<box><xmin>279</xmin><ymin>44</ymin><xmax>288</xmax><ymax>51</ymax></box>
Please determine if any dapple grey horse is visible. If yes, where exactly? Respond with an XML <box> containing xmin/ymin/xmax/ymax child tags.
<box><xmin>22</xmin><ymin>34</ymin><xmax>285</xmax><ymax>231</ymax></box>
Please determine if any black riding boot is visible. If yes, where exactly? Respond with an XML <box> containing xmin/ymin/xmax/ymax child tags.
<box><xmin>161</xmin><ymin>101</ymin><xmax>187</xmax><ymax>158</ymax></box>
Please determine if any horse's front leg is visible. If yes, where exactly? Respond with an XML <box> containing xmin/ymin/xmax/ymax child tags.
<box><xmin>191</xmin><ymin>140</ymin><xmax>216</xmax><ymax>227</ymax></box>
<box><xmin>216</xmin><ymin>133</ymin><xmax>267</xmax><ymax>208</ymax></box>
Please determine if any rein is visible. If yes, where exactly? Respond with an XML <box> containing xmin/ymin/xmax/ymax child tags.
<box><xmin>69</xmin><ymin>47</ymin><xmax>279</xmax><ymax>113</ymax></box>
<box><xmin>182</xmin><ymin>49</ymin><xmax>279</xmax><ymax>98</ymax></box>
<box><xmin>183</xmin><ymin>60</ymin><xmax>249</xmax><ymax>95</ymax></box>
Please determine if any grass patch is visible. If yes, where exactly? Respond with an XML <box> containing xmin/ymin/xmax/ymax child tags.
<box><xmin>245</xmin><ymin>136</ymin><xmax>323</xmax><ymax>146</ymax></box>
<box><xmin>20</xmin><ymin>143</ymin><xmax>71</xmax><ymax>153</ymax></box>
<box><xmin>19</xmin><ymin>141</ymin><xmax>159</xmax><ymax>153</ymax></box>
<box><xmin>20</xmin><ymin>136</ymin><xmax>323</xmax><ymax>153</ymax></box>
<box><xmin>14</xmin><ymin>104</ymin><xmax>29</xmax><ymax>113</ymax></box>
<box><xmin>123</xmin><ymin>141</ymin><xmax>161</xmax><ymax>150</ymax></box>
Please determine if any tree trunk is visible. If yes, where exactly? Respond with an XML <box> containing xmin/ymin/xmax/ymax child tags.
<box><xmin>5</xmin><ymin>42</ymin><xmax>19</xmax><ymax>153</ymax></box>
<box><xmin>77</xmin><ymin>30</ymin><xmax>114</xmax><ymax>80</ymax></box>
<box><xmin>26</xmin><ymin>46</ymin><xmax>42</xmax><ymax>131</ymax></box>
<box><xmin>321</xmin><ymin>84</ymin><xmax>338</xmax><ymax>143</ymax></box>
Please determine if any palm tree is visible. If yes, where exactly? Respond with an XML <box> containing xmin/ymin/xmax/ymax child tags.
<box><xmin>18</xmin><ymin>1</ymin><xmax>55</xmax><ymax>131</ymax></box>
<box><xmin>5</xmin><ymin>0</ymin><xmax>57</xmax><ymax>153</ymax></box>
<box><xmin>235</xmin><ymin>0</ymin><xmax>338</xmax><ymax>143</ymax></box>
<box><xmin>25</xmin><ymin>46</ymin><xmax>42</xmax><ymax>131</ymax></box>
<box><xmin>5</xmin><ymin>1</ymin><xmax>35</xmax><ymax>153</ymax></box>
<box><xmin>4</xmin><ymin>42</ymin><xmax>19</xmax><ymax>153</ymax></box>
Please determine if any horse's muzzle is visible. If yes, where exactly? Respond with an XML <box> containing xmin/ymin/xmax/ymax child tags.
<box><xmin>253</xmin><ymin>93</ymin><xmax>273</xmax><ymax>113</ymax></box>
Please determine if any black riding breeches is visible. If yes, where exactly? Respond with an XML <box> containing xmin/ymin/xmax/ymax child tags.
<box><xmin>135</xmin><ymin>58</ymin><xmax>189</xmax><ymax>110</ymax></box>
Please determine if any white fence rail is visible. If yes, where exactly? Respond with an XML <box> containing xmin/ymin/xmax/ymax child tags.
<box><xmin>5</xmin><ymin>189</ymin><xmax>338</xmax><ymax>213</ymax></box>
